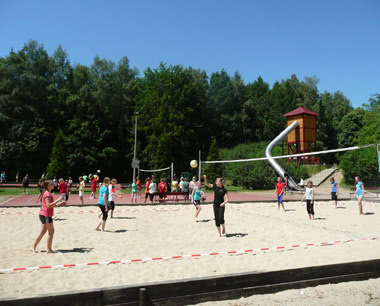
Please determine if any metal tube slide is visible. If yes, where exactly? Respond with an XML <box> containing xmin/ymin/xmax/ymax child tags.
<box><xmin>265</xmin><ymin>121</ymin><xmax>300</xmax><ymax>190</ymax></box>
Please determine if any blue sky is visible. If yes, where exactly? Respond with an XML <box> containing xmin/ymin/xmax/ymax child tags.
<box><xmin>1</xmin><ymin>0</ymin><xmax>379</xmax><ymax>107</ymax></box>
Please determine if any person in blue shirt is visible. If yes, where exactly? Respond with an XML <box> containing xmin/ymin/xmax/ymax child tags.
<box><xmin>192</xmin><ymin>181</ymin><xmax>203</xmax><ymax>220</ymax></box>
<box><xmin>330</xmin><ymin>177</ymin><xmax>339</xmax><ymax>208</ymax></box>
<box><xmin>95</xmin><ymin>177</ymin><xmax>110</xmax><ymax>232</ymax></box>
<box><xmin>355</xmin><ymin>176</ymin><xmax>365</xmax><ymax>215</ymax></box>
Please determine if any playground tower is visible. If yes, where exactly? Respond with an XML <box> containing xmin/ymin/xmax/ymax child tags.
<box><xmin>283</xmin><ymin>107</ymin><xmax>319</xmax><ymax>164</ymax></box>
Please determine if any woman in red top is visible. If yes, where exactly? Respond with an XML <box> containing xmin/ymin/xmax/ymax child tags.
<box><xmin>90</xmin><ymin>177</ymin><xmax>98</xmax><ymax>199</ymax></box>
<box><xmin>32</xmin><ymin>181</ymin><xmax>66</xmax><ymax>253</ymax></box>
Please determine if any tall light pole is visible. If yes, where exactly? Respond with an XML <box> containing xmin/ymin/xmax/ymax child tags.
<box><xmin>132</xmin><ymin>112</ymin><xmax>138</xmax><ymax>182</ymax></box>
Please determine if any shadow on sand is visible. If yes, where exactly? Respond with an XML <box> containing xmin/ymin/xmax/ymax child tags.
<box><xmin>196</xmin><ymin>219</ymin><xmax>212</xmax><ymax>223</ymax></box>
<box><xmin>225</xmin><ymin>233</ymin><xmax>248</xmax><ymax>238</ymax></box>
<box><xmin>111</xmin><ymin>217</ymin><xmax>136</xmax><ymax>220</ymax></box>
<box><xmin>56</xmin><ymin>247</ymin><xmax>93</xmax><ymax>254</ymax></box>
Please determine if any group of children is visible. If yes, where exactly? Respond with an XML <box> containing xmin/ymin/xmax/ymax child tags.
<box><xmin>33</xmin><ymin>177</ymin><xmax>122</xmax><ymax>253</ymax></box>
<box><xmin>32</xmin><ymin>171</ymin><xmax>367</xmax><ymax>252</ymax></box>
<box><xmin>275</xmin><ymin>175</ymin><xmax>366</xmax><ymax>219</ymax></box>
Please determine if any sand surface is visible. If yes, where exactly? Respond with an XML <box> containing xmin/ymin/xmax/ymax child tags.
<box><xmin>198</xmin><ymin>278</ymin><xmax>380</xmax><ymax>306</ymax></box>
<box><xmin>0</xmin><ymin>200</ymin><xmax>379</xmax><ymax>300</ymax></box>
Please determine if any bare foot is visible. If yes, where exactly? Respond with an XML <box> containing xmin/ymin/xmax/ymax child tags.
<box><xmin>47</xmin><ymin>250</ymin><xmax>55</xmax><ymax>254</ymax></box>
<box><xmin>32</xmin><ymin>248</ymin><xmax>37</xmax><ymax>253</ymax></box>
<box><xmin>95</xmin><ymin>228</ymin><xmax>101</xmax><ymax>231</ymax></box>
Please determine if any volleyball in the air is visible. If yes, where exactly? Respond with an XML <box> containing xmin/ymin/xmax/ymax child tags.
<box><xmin>190</xmin><ymin>160</ymin><xmax>198</xmax><ymax>168</ymax></box>
<box><xmin>97</xmin><ymin>169</ymin><xmax>101</xmax><ymax>173</ymax></box>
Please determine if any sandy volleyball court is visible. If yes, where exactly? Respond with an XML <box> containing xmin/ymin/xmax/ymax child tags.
<box><xmin>0</xmin><ymin>200</ymin><xmax>379</xmax><ymax>300</ymax></box>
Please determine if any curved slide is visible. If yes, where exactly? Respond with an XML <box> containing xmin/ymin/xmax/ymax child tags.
<box><xmin>265</xmin><ymin>121</ymin><xmax>301</xmax><ymax>190</ymax></box>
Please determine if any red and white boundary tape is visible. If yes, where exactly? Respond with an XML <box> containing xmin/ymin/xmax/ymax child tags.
<box><xmin>1</xmin><ymin>237</ymin><xmax>378</xmax><ymax>273</ymax></box>
<box><xmin>0</xmin><ymin>207</ymin><xmax>193</xmax><ymax>216</ymax></box>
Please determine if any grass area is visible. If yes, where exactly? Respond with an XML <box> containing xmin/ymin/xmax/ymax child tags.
<box><xmin>0</xmin><ymin>188</ymin><xmax>40</xmax><ymax>196</ymax></box>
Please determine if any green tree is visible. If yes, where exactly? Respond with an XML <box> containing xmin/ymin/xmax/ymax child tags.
<box><xmin>340</xmin><ymin>94</ymin><xmax>380</xmax><ymax>186</ymax></box>
<box><xmin>337</xmin><ymin>108</ymin><xmax>366</xmax><ymax>147</ymax></box>
<box><xmin>204</xmin><ymin>137</ymin><xmax>223</xmax><ymax>182</ymax></box>
<box><xmin>47</xmin><ymin>130</ymin><xmax>69</xmax><ymax>178</ymax></box>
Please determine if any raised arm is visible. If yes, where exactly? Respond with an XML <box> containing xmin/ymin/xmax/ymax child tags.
<box><xmin>203</xmin><ymin>175</ymin><xmax>213</xmax><ymax>189</ymax></box>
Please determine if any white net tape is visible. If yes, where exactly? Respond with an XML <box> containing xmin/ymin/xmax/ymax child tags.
<box><xmin>202</xmin><ymin>144</ymin><xmax>376</xmax><ymax>164</ymax></box>
<box><xmin>139</xmin><ymin>166</ymin><xmax>171</xmax><ymax>172</ymax></box>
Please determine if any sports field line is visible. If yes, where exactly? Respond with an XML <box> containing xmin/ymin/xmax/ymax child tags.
<box><xmin>0</xmin><ymin>206</ymin><xmax>194</xmax><ymax>216</ymax></box>
<box><xmin>1</xmin><ymin>237</ymin><xmax>378</xmax><ymax>273</ymax></box>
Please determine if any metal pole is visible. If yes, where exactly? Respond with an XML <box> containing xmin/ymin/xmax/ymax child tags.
<box><xmin>133</xmin><ymin>113</ymin><xmax>138</xmax><ymax>182</ymax></box>
<box><xmin>198</xmin><ymin>150</ymin><xmax>201</xmax><ymax>180</ymax></box>
<box><xmin>171</xmin><ymin>162</ymin><xmax>174</xmax><ymax>187</ymax></box>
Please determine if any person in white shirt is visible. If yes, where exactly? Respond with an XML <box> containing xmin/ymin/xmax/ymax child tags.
<box><xmin>189</xmin><ymin>176</ymin><xmax>197</xmax><ymax>201</ymax></box>
<box><xmin>108</xmin><ymin>178</ymin><xmax>121</xmax><ymax>218</ymax></box>
<box><xmin>148</xmin><ymin>179</ymin><xmax>157</xmax><ymax>203</ymax></box>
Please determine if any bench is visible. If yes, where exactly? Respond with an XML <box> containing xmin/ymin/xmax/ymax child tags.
<box><xmin>154</xmin><ymin>192</ymin><xmax>189</xmax><ymax>202</ymax></box>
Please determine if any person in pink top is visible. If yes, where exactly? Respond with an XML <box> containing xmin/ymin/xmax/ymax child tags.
<box><xmin>32</xmin><ymin>181</ymin><xmax>66</xmax><ymax>254</ymax></box>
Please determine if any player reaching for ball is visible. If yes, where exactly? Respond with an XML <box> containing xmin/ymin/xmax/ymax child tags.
<box><xmin>203</xmin><ymin>175</ymin><xmax>229</xmax><ymax>237</ymax></box>
<box><xmin>32</xmin><ymin>181</ymin><xmax>67</xmax><ymax>253</ymax></box>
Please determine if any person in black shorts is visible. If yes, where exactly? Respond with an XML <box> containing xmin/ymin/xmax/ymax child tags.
<box><xmin>203</xmin><ymin>175</ymin><xmax>229</xmax><ymax>237</ymax></box>
<box><xmin>330</xmin><ymin>177</ymin><xmax>339</xmax><ymax>207</ymax></box>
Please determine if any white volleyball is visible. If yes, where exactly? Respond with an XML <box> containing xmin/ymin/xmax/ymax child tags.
<box><xmin>190</xmin><ymin>160</ymin><xmax>198</xmax><ymax>168</ymax></box>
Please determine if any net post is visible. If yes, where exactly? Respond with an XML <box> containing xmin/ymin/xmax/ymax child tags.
<box><xmin>198</xmin><ymin>150</ymin><xmax>202</xmax><ymax>180</ymax></box>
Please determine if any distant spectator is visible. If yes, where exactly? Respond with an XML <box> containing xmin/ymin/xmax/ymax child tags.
<box><xmin>36</xmin><ymin>178</ymin><xmax>45</xmax><ymax>203</ymax></box>
<box><xmin>171</xmin><ymin>176</ymin><xmax>178</xmax><ymax>192</ymax></box>
<box><xmin>58</xmin><ymin>178</ymin><xmax>68</xmax><ymax>201</ymax></box>
<box><xmin>179</xmin><ymin>177</ymin><xmax>184</xmax><ymax>191</ymax></box>
<box><xmin>158</xmin><ymin>178</ymin><xmax>167</xmax><ymax>202</ymax></box>
<box><xmin>182</xmin><ymin>178</ymin><xmax>190</xmax><ymax>201</ymax></box>
<box><xmin>52</xmin><ymin>176</ymin><xmax>58</xmax><ymax>194</ymax></box>
<box><xmin>1</xmin><ymin>171</ymin><xmax>6</xmax><ymax>182</ymax></box>
<box><xmin>90</xmin><ymin>176</ymin><xmax>97</xmax><ymax>199</ymax></box>
<box><xmin>148</xmin><ymin>178</ymin><xmax>157</xmax><ymax>203</ymax></box>
<box><xmin>22</xmin><ymin>174</ymin><xmax>29</xmax><ymax>194</ymax></box>
<box><xmin>79</xmin><ymin>176</ymin><xmax>85</xmax><ymax>205</ymax></box>
<box><xmin>136</xmin><ymin>177</ymin><xmax>141</xmax><ymax>198</ymax></box>
<box><xmin>131</xmin><ymin>179</ymin><xmax>138</xmax><ymax>204</ymax></box>
<box><xmin>144</xmin><ymin>177</ymin><xmax>151</xmax><ymax>204</ymax></box>
<box><xmin>15</xmin><ymin>172</ymin><xmax>19</xmax><ymax>182</ymax></box>
<box><xmin>68</xmin><ymin>177</ymin><xmax>73</xmax><ymax>195</ymax></box>
<box><xmin>41</xmin><ymin>172</ymin><xmax>45</xmax><ymax>180</ymax></box>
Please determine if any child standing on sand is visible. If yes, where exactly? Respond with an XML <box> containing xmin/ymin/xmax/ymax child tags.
<box><xmin>32</xmin><ymin>181</ymin><xmax>66</xmax><ymax>253</ymax></box>
<box><xmin>95</xmin><ymin>177</ymin><xmax>110</xmax><ymax>232</ymax></box>
<box><xmin>303</xmin><ymin>180</ymin><xmax>315</xmax><ymax>220</ymax></box>
<box><xmin>109</xmin><ymin>178</ymin><xmax>121</xmax><ymax>218</ymax></box>
<box><xmin>330</xmin><ymin>177</ymin><xmax>339</xmax><ymax>208</ymax></box>
<box><xmin>355</xmin><ymin>176</ymin><xmax>365</xmax><ymax>215</ymax></box>
<box><xmin>131</xmin><ymin>179</ymin><xmax>138</xmax><ymax>203</ymax></box>
<box><xmin>192</xmin><ymin>181</ymin><xmax>203</xmax><ymax>220</ymax></box>
<box><xmin>275</xmin><ymin>177</ymin><xmax>286</xmax><ymax>212</ymax></box>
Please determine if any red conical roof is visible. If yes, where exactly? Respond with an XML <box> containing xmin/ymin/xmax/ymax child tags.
<box><xmin>283</xmin><ymin>107</ymin><xmax>319</xmax><ymax>117</ymax></box>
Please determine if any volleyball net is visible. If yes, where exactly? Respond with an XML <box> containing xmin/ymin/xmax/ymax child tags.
<box><xmin>199</xmin><ymin>143</ymin><xmax>378</xmax><ymax>190</ymax></box>
<box><xmin>138</xmin><ymin>163</ymin><xmax>174</xmax><ymax>182</ymax></box>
